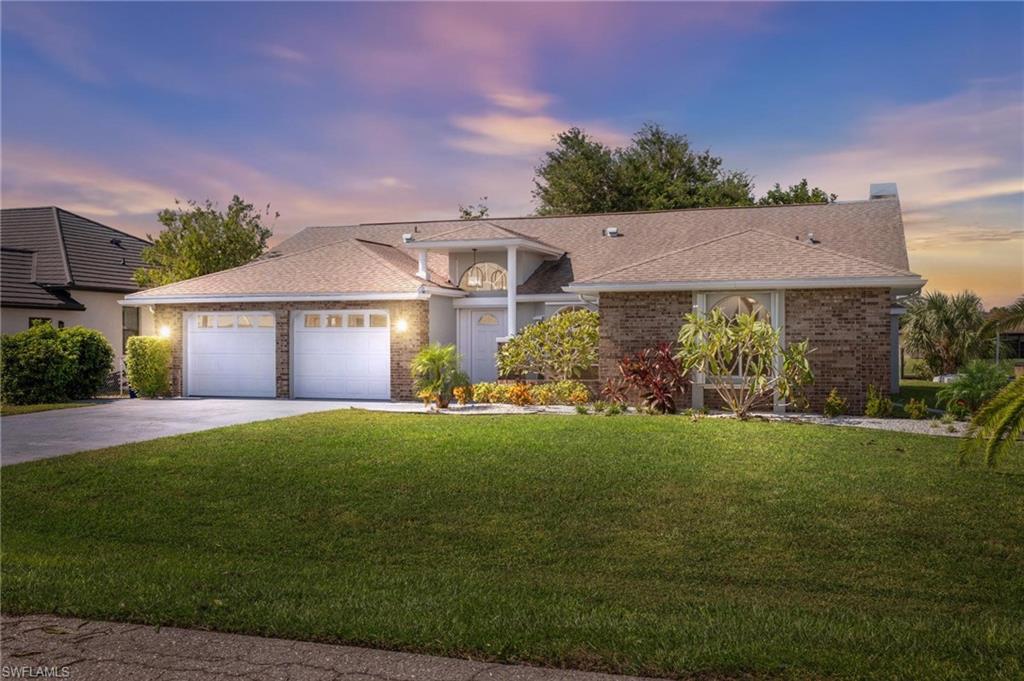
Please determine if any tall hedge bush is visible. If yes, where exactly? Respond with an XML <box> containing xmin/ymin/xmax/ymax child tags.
<box><xmin>1</xmin><ymin>324</ymin><xmax>76</xmax><ymax>405</ymax></box>
<box><xmin>125</xmin><ymin>336</ymin><xmax>172</xmax><ymax>397</ymax></box>
<box><xmin>58</xmin><ymin>327</ymin><xmax>115</xmax><ymax>399</ymax></box>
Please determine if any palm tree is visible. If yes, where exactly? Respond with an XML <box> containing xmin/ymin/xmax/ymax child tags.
<box><xmin>960</xmin><ymin>376</ymin><xmax>1024</xmax><ymax>467</ymax></box>
<box><xmin>981</xmin><ymin>294</ymin><xmax>1024</xmax><ymax>362</ymax></box>
<box><xmin>902</xmin><ymin>291</ymin><xmax>987</xmax><ymax>375</ymax></box>
<box><xmin>982</xmin><ymin>294</ymin><xmax>1024</xmax><ymax>335</ymax></box>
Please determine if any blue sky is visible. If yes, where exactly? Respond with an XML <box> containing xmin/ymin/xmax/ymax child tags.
<box><xmin>2</xmin><ymin>2</ymin><xmax>1021</xmax><ymax>305</ymax></box>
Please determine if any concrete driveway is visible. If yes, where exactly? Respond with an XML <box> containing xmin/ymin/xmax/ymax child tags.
<box><xmin>1</xmin><ymin>398</ymin><xmax>424</xmax><ymax>466</ymax></box>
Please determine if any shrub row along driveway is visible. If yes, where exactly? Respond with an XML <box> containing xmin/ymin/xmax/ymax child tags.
<box><xmin>0</xmin><ymin>398</ymin><xmax>422</xmax><ymax>465</ymax></box>
<box><xmin>2</xmin><ymin>412</ymin><xmax>1022</xmax><ymax>680</ymax></box>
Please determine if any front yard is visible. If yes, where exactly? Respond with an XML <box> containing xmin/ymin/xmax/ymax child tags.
<box><xmin>2</xmin><ymin>412</ymin><xmax>1022</xmax><ymax>680</ymax></box>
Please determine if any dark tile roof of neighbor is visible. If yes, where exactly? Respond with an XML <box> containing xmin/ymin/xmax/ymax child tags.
<box><xmin>0</xmin><ymin>207</ymin><xmax>149</xmax><ymax>292</ymax></box>
<box><xmin>125</xmin><ymin>198</ymin><xmax>920</xmax><ymax>299</ymax></box>
<box><xmin>0</xmin><ymin>248</ymin><xmax>85</xmax><ymax>310</ymax></box>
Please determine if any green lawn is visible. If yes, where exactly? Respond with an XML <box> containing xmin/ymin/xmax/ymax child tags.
<box><xmin>896</xmin><ymin>379</ymin><xmax>943</xmax><ymax>409</ymax></box>
<box><xmin>2</xmin><ymin>412</ymin><xmax>1022</xmax><ymax>680</ymax></box>
<box><xmin>0</xmin><ymin>401</ymin><xmax>94</xmax><ymax>417</ymax></box>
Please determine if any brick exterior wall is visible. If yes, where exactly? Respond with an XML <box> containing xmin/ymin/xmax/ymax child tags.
<box><xmin>597</xmin><ymin>292</ymin><xmax>693</xmax><ymax>382</ymax></box>
<box><xmin>785</xmin><ymin>288</ymin><xmax>891</xmax><ymax>414</ymax></box>
<box><xmin>597</xmin><ymin>288</ymin><xmax>892</xmax><ymax>414</ymax></box>
<box><xmin>152</xmin><ymin>300</ymin><xmax>429</xmax><ymax>400</ymax></box>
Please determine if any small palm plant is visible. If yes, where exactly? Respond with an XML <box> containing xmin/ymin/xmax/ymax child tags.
<box><xmin>410</xmin><ymin>343</ymin><xmax>470</xmax><ymax>409</ymax></box>
<box><xmin>959</xmin><ymin>376</ymin><xmax>1024</xmax><ymax>467</ymax></box>
<box><xmin>936</xmin><ymin>360</ymin><xmax>1012</xmax><ymax>414</ymax></box>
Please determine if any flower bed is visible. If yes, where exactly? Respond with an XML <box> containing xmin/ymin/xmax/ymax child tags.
<box><xmin>465</xmin><ymin>380</ymin><xmax>590</xmax><ymax>406</ymax></box>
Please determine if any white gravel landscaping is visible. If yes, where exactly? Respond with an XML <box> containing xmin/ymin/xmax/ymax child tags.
<box><xmin>432</xmin><ymin>402</ymin><xmax>970</xmax><ymax>437</ymax></box>
<box><xmin>725</xmin><ymin>412</ymin><xmax>969</xmax><ymax>437</ymax></box>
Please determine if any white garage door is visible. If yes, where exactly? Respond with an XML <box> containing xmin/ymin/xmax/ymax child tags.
<box><xmin>186</xmin><ymin>312</ymin><xmax>276</xmax><ymax>397</ymax></box>
<box><xmin>292</xmin><ymin>310</ymin><xmax>390</xmax><ymax>399</ymax></box>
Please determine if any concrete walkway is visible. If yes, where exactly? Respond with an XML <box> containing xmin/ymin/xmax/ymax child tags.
<box><xmin>0</xmin><ymin>398</ymin><xmax>424</xmax><ymax>466</ymax></box>
<box><xmin>0</xmin><ymin>614</ymin><xmax>654</xmax><ymax>681</ymax></box>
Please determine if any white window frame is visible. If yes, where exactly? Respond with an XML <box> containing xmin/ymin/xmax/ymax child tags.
<box><xmin>692</xmin><ymin>290</ymin><xmax>785</xmax><ymax>414</ymax></box>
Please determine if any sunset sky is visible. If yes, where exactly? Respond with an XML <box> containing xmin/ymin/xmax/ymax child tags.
<box><xmin>2</xmin><ymin>2</ymin><xmax>1021</xmax><ymax>306</ymax></box>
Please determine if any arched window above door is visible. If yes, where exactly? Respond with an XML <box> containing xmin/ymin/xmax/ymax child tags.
<box><xmin>459</xmin><ymin>262</ymin><xmax>508</xmax><ymax>291</ymax></box>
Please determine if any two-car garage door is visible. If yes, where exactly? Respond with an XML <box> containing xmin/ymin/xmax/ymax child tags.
<box><xmin>185</xmin><ymin>310</ymin><xmax>390</xmax><ymax>399</ymax></box>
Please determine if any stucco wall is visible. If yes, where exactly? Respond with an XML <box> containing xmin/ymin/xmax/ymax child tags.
<box><xmin>152</xmin><ymin>300</ymin><xmax>428</xmax><ymax>400</ymax></box>
<box><xmin>428</xmin><ymin>296</ymin><xmax>456</xmax><ymax>346</ymax></box>
<box><xmin>2</xmin><ymin>289</ymin><xmax>153</xmax><ymax>367</ymax></box>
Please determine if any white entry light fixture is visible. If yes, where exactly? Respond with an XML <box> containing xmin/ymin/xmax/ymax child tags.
<box><xmin>158</xmin><ymin>325</ymin><xmax>172</xmax><ymax>338</ymax></box>
<box><xmin>395</xmin><ymin>318</ymin><xmax>409</xmax><ymax>333</ymax></box>
<box><xmin>466</xmin><ymin>249</ymin><xmax>483</xmax><ymax>289</ymax></box>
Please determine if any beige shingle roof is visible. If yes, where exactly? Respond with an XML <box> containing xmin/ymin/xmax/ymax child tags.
<box><xmin>129</xmin><ymin>198</ymin><xmax>920</xmax><ymax>300</ymax></box>
<box><xmin>574</xmin><ymin>229</ymin><xmax>914</xmax><ymax>284</ymax></box>
<box><xmin>416</xmin><ymin>221</ymin><xmax>520</xmax><ymax>242</ymax></box>
<box><xmin>126</xmin><ymin>239</ymin><xmax>454</xmax><ymax>299</ymax></box>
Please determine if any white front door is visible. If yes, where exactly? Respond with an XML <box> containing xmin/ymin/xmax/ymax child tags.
<box><xmin>292</xmin><ymin>310</ymin><xmax>391</xmax><ymax>399</ymax></box>
<box><xmin>186</xmin><ymin>312</ymin><xmax>276</xmax><ymax>397</ymax></box>
<box><xmin>459</xmin><ymin>308</ymin><xmax>506</xmax><ymax>383</ymax></box>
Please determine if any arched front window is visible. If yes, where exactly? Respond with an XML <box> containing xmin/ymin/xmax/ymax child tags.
<box><xmin>459</xmin><ymin>262</ymin><xmax>508</xmax><ymax>291</ymax></box>
<box><xmin>708</xmin><ymin>293</ymin><xmax>770</xmax><ymax>322</ymax></box>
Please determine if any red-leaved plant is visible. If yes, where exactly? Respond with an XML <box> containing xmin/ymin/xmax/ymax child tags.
<box><xmin>617</xmin><ymin>342</ymin><xmax>686</xmax><ymax>413</ymax></box>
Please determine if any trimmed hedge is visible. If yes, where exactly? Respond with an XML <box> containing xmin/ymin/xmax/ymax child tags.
<box><xmin>0</xmin><ymin>324</ymin><xmax>114</xmax><ymax>405</ymax></box>
<box><xmin>124</xmin><ymin>336</ymin><xmax>172</xmax><ymax>398</ymax></box>
<box><xmin>59</xmin><ymin>327</ymin><xmax>116</xmax><ymax>399</ymax></box>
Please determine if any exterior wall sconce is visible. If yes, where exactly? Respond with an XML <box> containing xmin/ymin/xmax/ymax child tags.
<box><xmin>158</xmin><ymin>325</ymin><xmax>172</xmax><ymax>338</ymax></box>
<box><xmin>395</xmin><ymin>318</ymin><xmax>409</xmax><ymax>333</ymax></box>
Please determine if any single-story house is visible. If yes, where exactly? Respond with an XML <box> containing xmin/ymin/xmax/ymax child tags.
<box><xmin>1</xmin><ymin>207</ymin><xmax>155</xmax><ymax>366</ymax></box>
<box><xmin>122</xmin><ymin>183</ymin><xmax>924</xmax><ymax>412</ymax></box>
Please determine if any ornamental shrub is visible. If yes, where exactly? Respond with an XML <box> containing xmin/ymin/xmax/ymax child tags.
<box><xmin>468</xmin><ymin>379</ymin><xmax>590</xmax><ymax>405</ymax></box>
<box><xmin>0</xmin><ymin>323</ymin><xmax>76</xmax><ymax>404</ymax></box>
<box><xmin>507</xmin><ymin>382</ymin><xmax>534</xmax><ymax>406</ymax></box>
<box><xmin>677</xmin><ymin>309</ymin><xmax>813</xmax><ymax>417</ymax></box>
<box><xmin>823</xmin><ymin>388</ymin><xmax>847</xmax><ymax>417</ymax></box>
<box><xmin>470</xmin><ymin>382</ymin><xmax>497</xmax><ymax>403</ymax></box>
<box><xmin>618</xmin><ymin>342</ymin><xmax>686</xmax><ymax>414</ymax></box>
<box><xmin>543</xmin><ymin>379</ymin><xmax>590</xmax><ymax>405</ymax></box>
<box><xmin>453</xmin><ymin>385</ymin><xmax>472</xmax><ymax>405</ymax></box>
<box><xmin>904</xmin><ymin>398</ymin><xmax>929</xmax><ymax>420</ymax></box>
<box><xmin>864</xmin><ymin>384</ymin><xmax>894</xmax><ymax>418</ymax></box>
<box><xmin>125</xmin><ymin>336</ymin><xmax>172</xmax><ymax>398</ymax></box>
<box><xmin>58</xmin><ymin>326</ymin><xmax>115</xmax><ymax>399</ymax></box>
<box><xmin>497</xmin><ymin>309</ymin><xmax>598</xmax><ymax>380</ymax></box>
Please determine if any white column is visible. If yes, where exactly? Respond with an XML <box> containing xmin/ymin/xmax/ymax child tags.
<box><xmin>416</xmin><ymin>251</ymin><xmax>429</xmax><ymax>281</ymax></box>
<box><xmin>771</xmin><ymin>290</ymin><xmax>785</xmax><ymax>414</ymax></box>
<box><xmin>692</xmin><ymin>292</ymin><xmax>706</xmax><ymax>409</ymax></box>
<box><xmin>506</xmin><ymin>245</ymin><xmax>517</xmax><ymax>336</ymax></box>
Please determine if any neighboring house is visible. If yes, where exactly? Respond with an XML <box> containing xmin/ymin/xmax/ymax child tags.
<box><xmin>123</xmin><ymin>184</ymin><xmax>924</xmax><ymax>412</ymax></box>
<box><xmin>1</xmin><ymin>207</ymin><xmax>155</xmax><ymax>367</ymax></box>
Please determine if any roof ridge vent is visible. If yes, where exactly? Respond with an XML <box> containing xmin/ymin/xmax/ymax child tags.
<box><xmin>602</xmin><ymin>227</ymin><xmax>622</xmax><ymax>238</ymax></box>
